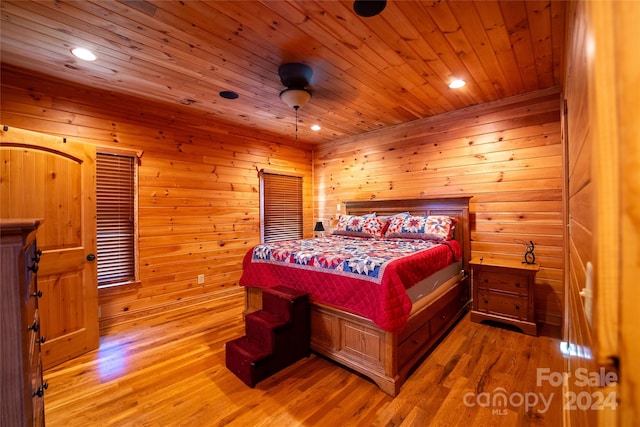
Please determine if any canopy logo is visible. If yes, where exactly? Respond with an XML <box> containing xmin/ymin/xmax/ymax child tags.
<box><xmin>462</xmin><ymin>367</ymin><xmax>618</xmax><ymax>415</ymax></box>
<box><xmin>462</xmin><ymin>388</ymin><xmax>554</xmax><ymax>414</ymax></box>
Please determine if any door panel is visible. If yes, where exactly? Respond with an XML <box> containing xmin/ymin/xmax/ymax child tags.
<box><xmin>1</xmin><ymin>126</ymin><xmax>99</xmax><ymax>369</ymax></box>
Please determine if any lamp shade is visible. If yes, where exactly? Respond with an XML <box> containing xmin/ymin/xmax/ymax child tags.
<box><xmin>279</xmin><ymin>88</ymin><xmax>312</xmax><ymax>110</ymax></box>
<box><xmin>313</xmin><ymin>221</ymin><xmax>325</xmax><ymax>232</ymax></box>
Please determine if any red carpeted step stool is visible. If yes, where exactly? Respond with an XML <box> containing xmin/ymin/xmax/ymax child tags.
<box><xmin>225</xmin><ymin>286</ymin><xmax>310</xmax><ymax>387</ymax></box>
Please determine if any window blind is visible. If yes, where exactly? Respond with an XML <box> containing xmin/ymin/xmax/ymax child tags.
<box><xmin>96</xmin><ymin>152</ymin><xmax>135</xmax><ymax>286</ymax></box>
<box><xmin>261</xmin><ymin>172</ymin><xmax>303</xmax><ymax>243</ymax></box>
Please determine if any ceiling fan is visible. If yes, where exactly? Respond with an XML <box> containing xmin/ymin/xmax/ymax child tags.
<box><xmin>278</xmin><ymin>63</ymin><xmax>313</xmax><ymax>139</ymax></box>
<box><xmin>278</xmin><ymin>63</ymin><xmax>313</xmax><ymax>110</ymax></box>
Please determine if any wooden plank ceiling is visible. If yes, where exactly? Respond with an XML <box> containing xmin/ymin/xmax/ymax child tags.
<box><xmin>0</xmin><ymin>0</ymin><xmax>565</xmax><ymax>144</ymax></box>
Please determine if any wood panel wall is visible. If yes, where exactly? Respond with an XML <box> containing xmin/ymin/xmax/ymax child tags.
<box><xmin>0</xmin><ymin>64</ymin><xmax>313</xmax><ymax>333</ymax></box>
<box><xmin>562</xmin><ymin>1</ymin><xmax>598</xmax><ymax>424</ymax></box>
<box><xmin>563</xmin><ymin>1</ymin><xmax>640</xmax><ymax>425</ymax></box>
<box><xmin>313</xmin><ymin>87</ymin><xmax>564</xmax><ymax>326</ymax></box>
<box><xmin>616</xmin><ymin>3</ymin><xmax>640</xmax><ymax>423</ymax></box>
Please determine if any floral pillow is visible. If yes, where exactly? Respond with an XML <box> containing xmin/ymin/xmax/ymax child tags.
<box><xmin>384</xmin><ymin>215</ymin><xmax>457</xmax><ymax>241</ymax></box>
<box><xmin>333</xmin><ymin>215</ymin><xmax>385</xmax><ymax>238</ymax></box>
<box><xmin>379</xmin><ymin>211</ymin><xmax>410</xmax><ymax>235</ymax></box>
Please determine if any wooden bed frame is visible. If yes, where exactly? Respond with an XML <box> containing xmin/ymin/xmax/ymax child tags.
<box><xmin>245</xmin><ymin>196</ymin><xmax>472</xmax><ymax>396</ymax></box>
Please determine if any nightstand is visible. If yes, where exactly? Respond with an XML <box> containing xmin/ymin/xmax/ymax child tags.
<box><xmin>469</xmin><ymin>257</ymin><xmax>540</xmax><ymax>336</ymax></box>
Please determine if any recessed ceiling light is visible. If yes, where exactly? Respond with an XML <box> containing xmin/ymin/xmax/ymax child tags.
<box><xmin>353</xmin><ymin>0</ymin><xmax>387</xmax><ymax>17</ymax></box>
<box><xmin>449</xmin><ymin>79</ymin><xmax>466</xmax><ymax>89</ymax></box>
<box><xmin>219</xmin><ymin>91</ymin><xmax>239</xmax><ymax>100</ymax></box>
<box><xmin>311</xmin><ymin>124</ymin><xmax>321</xmax><ymax>131</ymax></box>
<box><xmin>71</xmin><ymin>48</ymin><xmax>96</xmax><ymax>61</ymax></box>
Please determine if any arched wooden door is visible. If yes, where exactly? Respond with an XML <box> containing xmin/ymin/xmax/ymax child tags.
<box><xmin>1</xmin><ymin>126</ymin><xmax>99</xmax><ymax>368</ymax></box>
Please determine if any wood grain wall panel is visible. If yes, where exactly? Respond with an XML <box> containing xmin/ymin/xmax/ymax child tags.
<box><xmin>572</xmin><ymin>2</ymin><xmax>640</xmax><ymax>424</ymax></box>
<box><xmin>561</xmin><ymin>0</ymin><xmax>623</xmax><ymax>425</ymax></box>
<box><xmin>1</xmin><ymin>65</ymin><xmax>313</xmax><ymax>332</ymax></box>
<box><xmin>615</xmin><ymin>3</ymin><xmax>640</xmax><ymax>424</ymax></box>
<box><xmin>313</xmin><ymin>87</ymin><xmax>564</xmax><ymax>326</ymax></box>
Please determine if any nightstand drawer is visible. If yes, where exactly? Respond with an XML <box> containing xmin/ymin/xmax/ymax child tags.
<box><xmin>477</xmin><ymin>290</ymin><xmax>528</xmax><ymax>320</ymax></box>
<box><xmin>477</xmin><ymin>270</ymin><xmax>530</xmax><ymax>296</ymax></box>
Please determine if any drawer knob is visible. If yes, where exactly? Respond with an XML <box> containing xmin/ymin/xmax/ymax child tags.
<box><xmin>515</xmin><ymin>282</ymin><xmax>521</xmax><ymax>287</ymax></box>
<box><xmin>484</xmin><ymin>278</ymin><xmax>489</xmax><ymax>283</ymax></box>
<box><xmin>27</xmin><ymin>322</ymin><xmax>39</xmax><ymax>332</ymax></box>
<box><xmin>33</xmin><ymin>382</ymin><xmax>48</xmax><ymax>398</ymax></box>
<box><xmin>483</xmin><ymin>298</ymin><xmax>488</xmax><ymax>304</ymax></box>
<box><xmin>515</xmin><ymin>304</ymin><xmax>520</xmax><ymax>310</ymax></box>
<box><xmin>31</xmin><ymin>290</ymin><xmax>43</xmax><ymax>298</ymax></box>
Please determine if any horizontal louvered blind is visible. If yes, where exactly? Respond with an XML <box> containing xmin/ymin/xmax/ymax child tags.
<box><xmin>262</xmin><ymin>172</ymin><xmax>303</xmax><ymax>243</ymax></box>
<box><xmin>96</xmin><ymin>152</ymin><xmax>135</xmax><ymax>286</ymax></box>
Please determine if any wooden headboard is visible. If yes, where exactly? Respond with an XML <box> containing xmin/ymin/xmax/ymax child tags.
<box><xmin>345</xmin><ymin>196</ymin><xmax>472</xmax><ymax>274</ymax></box>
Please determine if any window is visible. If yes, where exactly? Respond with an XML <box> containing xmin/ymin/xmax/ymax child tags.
<box><xmin>96</xmin><ymin>152</ymin><xmax>137</xmax><ymax>287</ymax></box>
<box><xmin>260</xmin><ymin>171</ymin><xmax>303</xmax><ymax>243</ymax></box>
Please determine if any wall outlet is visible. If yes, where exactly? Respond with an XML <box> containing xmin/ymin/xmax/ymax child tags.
<box><xmin>197</xmin><ymin>274</ymin><xmax>205</xmax><ymax>284</ymax></box>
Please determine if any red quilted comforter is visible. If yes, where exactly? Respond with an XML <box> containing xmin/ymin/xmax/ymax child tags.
<box><xmin>239</xmin><ymin>235</ymin><xmax>461</xmax><ymax>333</ymax></box>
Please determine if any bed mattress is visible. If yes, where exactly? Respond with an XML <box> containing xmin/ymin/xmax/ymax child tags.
<box><xmin>405</xmin><ymin>259</ymin><xmax>463</xmax><ymax>304</ymax></box>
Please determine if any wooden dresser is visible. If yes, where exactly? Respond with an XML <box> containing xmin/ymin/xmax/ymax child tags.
<box><xmin>469</xmin><ymin>257</ymin><xmax>539</xmax><ymax>336</ymax></box>
<box><xmin>1</xmin><ymin>219</ymin><xmax>46</xmax><ymax>426</ymax></box>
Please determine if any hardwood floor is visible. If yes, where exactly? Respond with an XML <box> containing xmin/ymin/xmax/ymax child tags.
<box><xmin>44</xmin><ymin>290</ymin><xmax>563</xmax><ymax>426</ymax></box>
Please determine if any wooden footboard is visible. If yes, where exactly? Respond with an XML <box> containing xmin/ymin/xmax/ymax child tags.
<box><xmin>245</xmin><ymin>276</ymin><xmax>469</xmax><ymax>396</ymax></box>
